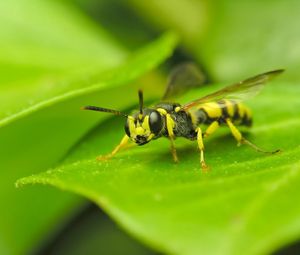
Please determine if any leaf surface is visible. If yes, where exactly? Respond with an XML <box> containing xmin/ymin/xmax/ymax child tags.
<box><xmin>17</xmin><ymin>80</ymin><xmax>300</xmax><ymax>255</ymax></box>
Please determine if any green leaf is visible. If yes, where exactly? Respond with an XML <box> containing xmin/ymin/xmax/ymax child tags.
<box><xmin>0</xmin><ymin>0</ymin><xmax>127</xmax><ymax>128</ymax></box>
<box><xmin>17</xmin><ymin>79</ymin><xmax>300</xmax><ymax>255</ymax></box>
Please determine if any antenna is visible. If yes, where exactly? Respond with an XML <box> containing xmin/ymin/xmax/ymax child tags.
<box><xmin>81</xmin><ymin>106</ymin><xmax>128</xmax><ymax>117</ymax></box>
<box><xmin>138</xmin><ymin>89</ymin><xmax>143</xmax><ymax>115</ymax></box>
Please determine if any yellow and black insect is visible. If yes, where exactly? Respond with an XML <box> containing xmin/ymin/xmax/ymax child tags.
<box><xmin>82</xmin><ymin>63</ymin><xmax>283</xmax><ymax>170</ymax></box>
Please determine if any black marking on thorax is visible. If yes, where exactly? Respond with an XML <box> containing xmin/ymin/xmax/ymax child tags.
<box><xmin>172</xmin><ymin>110</ymin><xmax>197</xmax><ymax>139</ymax></box>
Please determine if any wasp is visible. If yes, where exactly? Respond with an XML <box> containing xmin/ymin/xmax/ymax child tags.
<box><xmin>82</xmin><ymin>63</ymin><xmax>283</xmax><ymax>170</ymax></box>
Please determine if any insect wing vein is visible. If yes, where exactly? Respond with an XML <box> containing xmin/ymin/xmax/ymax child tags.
<box><xmin>162</xmin><ymin>62</ymin><xmax>206</xmax><ymax>100</ymax></box>
<box><xmin>182</xmin><ymin>69</ymin><xmax>284</xmax><ymax>110</ymax></box>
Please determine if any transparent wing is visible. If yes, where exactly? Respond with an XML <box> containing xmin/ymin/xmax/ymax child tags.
<box><xmin>182</xmin><ymin>69</ymin><xmax>284</xmax><ymax>110</ymax></box>
<box><xmin>162</xmin><ymin>62</ymin><xmax>206</xmax><ymax>100</ymax></box>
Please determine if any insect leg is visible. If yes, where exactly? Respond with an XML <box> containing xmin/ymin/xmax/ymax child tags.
<box><xmin>203</xmin><ymin>120</ymin><xmax>220</xmax><ymax>138</ymax></box>
<box><xmin>225</xmin><ymin>118</ymin><xmax>280</xmax><ymax>154</ymax></box>
<box><xmin>196</xmin><ymin>127</ymin><xmax>209</xmax><ymax>171</ymax></box>
<box><xmin>166</xmin><ymin>113</ymin><xmax>178</xmax><ymax>163</ymax></box>
<box><xmin>169</xmin><ymin>137</ymin><xmax>178</xmax><ymax>163</ymax></box>
<box><xmin>97</xmin><ymin>135</ymin><xmax>131</xmax><ymax>161</ymax></box>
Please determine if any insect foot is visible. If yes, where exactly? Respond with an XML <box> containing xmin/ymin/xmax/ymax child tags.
<box><xmin>96</xmin><ymin>154</ymin><xmax>112</xmax><ymax>161</ymax></box>
<box><xmin>173</xmin><ymin>156</ymin><xmax>179</xmax><ymax>163</ymax></box>
<box><xmin>201</xmin><ymin>161</ymin><xmax>210</xmax><ymax>172</ymax></box>
<box><xmin>271</xmin><ymin>149</ymin><xmax>282</xmax><ymax>154</ymax></box>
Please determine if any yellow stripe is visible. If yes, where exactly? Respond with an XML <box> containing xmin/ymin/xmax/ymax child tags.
<box><xmin>201</xmin><ymin>102</ymin><xmax>222</xmax><ymax>118</ymax></box>
<box><xmin>245</xmin><ymin>105</ymin><xmax>252</xmax><ymax>118</ymax></box>
<box><xmin>189</xmin><ymin>111</ymin><xmax>198</xmax><ymax>126</ymax></box>
<box><xmin>223</xmin><ymin>100</ymin><xmax>234</xmax><ymax>117</ymax></box>
<box><xmin>238</xmin><ymin>104</ymin><xmax>245</xmax><ymax>118</ymax></box>
<box><xmin>142</xmin><ymin>115</ymin><xmax>150</xmax><ymax>131</ymax></box>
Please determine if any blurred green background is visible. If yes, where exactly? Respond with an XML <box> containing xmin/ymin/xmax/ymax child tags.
<box><xmin>1</xmin><ymin>0</ymin><xmax>300</xmax><ymax>254</ymax></box>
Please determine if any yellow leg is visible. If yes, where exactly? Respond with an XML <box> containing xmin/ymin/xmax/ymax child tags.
<box><xmin>169</xmin><ymin>137</ymin><xmax>179</xmax><ymax>163</ymax></box>
<box><xmin>196</xmin><ymin>127</ymin><xmax>209</xmax><ymax>171</ymax></box>
<box><xmin>166</xmin><ymin>113</ymin><xmax>178</xmax><ymax>163</ymax></box>
<box><xmin>226</xmin><ymin>118</ymin><xmax>280</xmax><ymax>154</ymax></box>
<box><xmin>97</xmin><ymin>135</ymin><xmax>130</xmax><ymax>161</ymax></box>
<box><xmin>203</xmin><ymin>121</ymin><xmax>220</xmax><ymax>138</ymax></box>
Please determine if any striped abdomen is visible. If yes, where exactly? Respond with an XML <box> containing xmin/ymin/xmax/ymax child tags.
<box><xmin>192</xmin><ymin>99</ymin><xmax>252</xmax><ymax>127</ymax></box>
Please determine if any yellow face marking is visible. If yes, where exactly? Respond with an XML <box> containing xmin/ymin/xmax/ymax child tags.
<box><xmin>142</xmin><ymin>115</ymin><xmax>150</xmax><ymax>131</ymax></box>
<box><xmin>127</xmin><ymin>115</ymin><xmax>154</xmax><ymax>142</ymax></box>
<box><xmin>128</xmin><ymin>116</ymin><xmax>136</xmax><ymax>136</ymax></box>
<box><xmin>136</xmin><ymin>126</ymin><xmax>145</xmax><ymax>135</ymax></box>
<box><xmin>136</xmin><ymin>116</ymin><xmax>151</xmax><ymax>136</ymax></box>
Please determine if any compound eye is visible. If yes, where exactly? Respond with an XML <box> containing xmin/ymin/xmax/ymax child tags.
<box><xmin>124</xmin><ymin>118</ymin><xmax>130</xmax><ymax>137</ymax></box>
<box><xmin>149</xmin><ymin>111</ymin><xmax>162</xmax><ymax>134</ymax></box>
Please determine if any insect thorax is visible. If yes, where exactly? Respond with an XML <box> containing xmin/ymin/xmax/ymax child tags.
<box><xmin>155</xmin><ymin>102</ymin><xmax>198</xmax><ymax>140</ymax></box>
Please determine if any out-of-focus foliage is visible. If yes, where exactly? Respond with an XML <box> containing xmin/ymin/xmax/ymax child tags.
<box><xmin>0</xmin><ymin>0</ymin><xmax>127</xmax><ymax>126</ymax></box>
<box><xmin>129</xmin><ymin>0</ymin><xmax>300</xmax><ymax>82</ymax></box>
